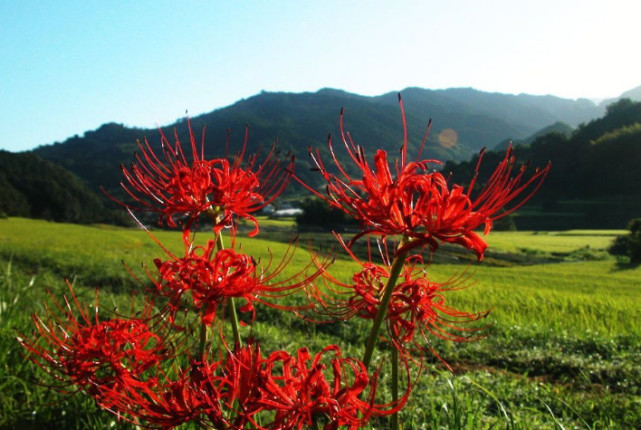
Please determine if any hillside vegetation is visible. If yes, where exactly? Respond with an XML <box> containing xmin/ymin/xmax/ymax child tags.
<box><xmin>1</xmin><ymin>89</ymin><xmax>639</xmax><ymax>228</ymax></box>
<box><xmin>0</xmin><ymin>151</ymin><xmax>125</xmax><ymax>224</ymax></box>
<box><xmin>30</xmin><ymin>87</ymin><xmax>604</xmax><ymax>197</ymax></box>
<box><xmin>445</xmin><ymin>98</ymin><xmax>641</xmax><ymax>229</ymax></box>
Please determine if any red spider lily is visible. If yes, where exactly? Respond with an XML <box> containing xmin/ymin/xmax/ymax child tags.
<box><xmin>191</xmin><ymin>342</ymin><xmax>267</xmax><ymax>428</ymax></box>
<box><xmin>217</xmin><ymin>341</ymin><xmax>264</xmax><ymax>421</ymax></box>
<box><xmin>18</xmin><ymin>283</ymin><xmax>167</xmax><ymax>400</ymax></box>
<box><xmin>94</xmin><ymin>362</ymin><xmax>216</xmax><ymax>429</ymax></box>
<box><xmin>297</xmin><ymin>94</ymin><xmax>550</xmax><ymax>260</ymax></box>
<box><xmin>99</xmin><ymin>342</ymin><xmax>395</xmax><ymax>429</ymax></box>
<box><xmin>257</xmin><ymin>345</ymin><xmax>404</xmax><ymax>430</ymax></box>
<box><xmin>111</xmin><ymin>120</ymin><xmax>294</xmax><ymax>236</ymax></box>
<box><xmin>151</xmin><ymin>237</ymin><xmax>327</xmax><ymax>327</ymax></box>
<box><xmin>311</xmin><ymin>239</ymin><xmax>488</xmax><ymax>364</ymax></box>
<box><xmin>91</xmin><ymin>345</ymin><xmax>261</xmax><ymax>429</ymax></box>
<box><xmin>384</xmin><ymin>268</ymin><xmax>490</xmax><ymax>364</ymax></box>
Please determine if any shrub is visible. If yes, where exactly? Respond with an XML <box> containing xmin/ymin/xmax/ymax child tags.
<box><xmin>295</xmin><ymin>197</ymin><xmax>358</xmax><ymax>230</ymax></box>
<box><xmin>609</xmin><ymin>218</ymin><xmax>641</xmax><ymax>264</ymax></box>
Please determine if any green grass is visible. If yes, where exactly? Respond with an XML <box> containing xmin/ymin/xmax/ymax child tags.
<box><xmin>427</xmin><ymin>259</ymin><xmax>641</xmax><ymax>336</ymax></box>
<box><xmin>250</xmin><ymin>215</ymin><xmax>297</xmax><ymax>229</ymax></box>
<box><xmin>483</xmin><ymin>229</ymin><xmax>626</xmax><ymax>254</ymax></box>
<box><xmin>1</xmin><ymin>217</ymin><xmax>640</xmax><ymax>429</ymax></box>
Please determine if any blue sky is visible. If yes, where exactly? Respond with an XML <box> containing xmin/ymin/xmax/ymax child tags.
<box><xmin>1</xmin><ymin>0</ymin><xmax>639</xmax><ymax>152</ymax></box>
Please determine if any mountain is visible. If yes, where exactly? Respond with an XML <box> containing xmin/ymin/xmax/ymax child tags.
<box><xmin>31</xmin><ymin>87</ymin><xmax>607</xmax><ymax>200</ymax></box>
<box><xmin>443</xmin><ymin>98</ymin><xmax>641</xmax><ymax>229</ymax></box>
<box><xmin>34</xmin><ymin>123</ymin><xmax>147</xmax><ymax>202</ymax></box>
<box><xmin>381</xmin><ymin>87</ymin><xmax>601</xmax><ymax>131</ymax></box>
<box><xmin>493</xmin><ymin>121</ymin><xmax>574</xmax><ymax>151</ymax></box>
<box><xmin>619</xmin><ymin>85</ymin><xmax>641</xmax><ymax>101</ymax></box>
<box><xmin>0</xmin><ymin>151</ymin><xmax>125</xmax><ymax>224</ymax></box>
<box><xmin>4</xmin><ymin>85</ymin><xmax>639</xmax><ymax>228</ymax></box>
<box><xmin>596</xmin><ymin>85</ymin><xmax>641</xmax><ymax>108</ymax></box>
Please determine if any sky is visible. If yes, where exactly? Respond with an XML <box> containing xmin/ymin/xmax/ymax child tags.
<box><xmin>1</xmin><ymin>0</ymin><xmax>640</xmax><ymax>152</ymax></box>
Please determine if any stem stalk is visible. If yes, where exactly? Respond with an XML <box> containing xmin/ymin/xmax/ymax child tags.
<box><xmin>361</xmin><ymin>244</ymin><xmax>409</xmax><ymax>368</ymax></box>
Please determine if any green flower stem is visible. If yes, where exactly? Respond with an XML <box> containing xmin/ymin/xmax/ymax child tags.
<box><xmin>214</xmin><ymin>228</ymin><xmax>243</xmax><ymax>348</ymax></box>
<box><xmin>360</xmin><ymin>239</ymin><xmax>410</xmax><ymax>429</ymax></box>
<box><xmin>226</xmin><ymin>298</ymin><xmax>242</xmax><ymax>347</ymax></box>
<box><xmin>361</xmin><ymin>240</ymin><xmax>409</xmax><ymax>368</ymax></box>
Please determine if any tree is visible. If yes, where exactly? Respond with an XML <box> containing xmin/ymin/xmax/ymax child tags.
<box><xmin>295</xmin><ymin>197</ymin><xmax>358</xmax><ymax>230</ymax></box>
<box><xmin>609</xmin><ymin>218</ymin><xmax>641</xmax><ymax>264</ymax></box>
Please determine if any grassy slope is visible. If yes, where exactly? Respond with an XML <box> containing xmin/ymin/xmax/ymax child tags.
<box><xmin>1</xmin><ymin>217</ymin><xmax>640</xmax><ymax>429</ymax></box>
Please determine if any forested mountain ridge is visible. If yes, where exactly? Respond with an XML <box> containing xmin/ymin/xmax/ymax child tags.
<box><xmin>31</xmin><ymin>87</ymin><xmax>607</xmax><ymax>199</ymax></box>
<box><xmin>2</xmin><ymin>86</ymin><xmax>639</xmax><ymax>227</ymax></box>
<box><xmin>444</xmin><ymin>98</ymin><xmax>641</xmax><ymax>229</ymax></box>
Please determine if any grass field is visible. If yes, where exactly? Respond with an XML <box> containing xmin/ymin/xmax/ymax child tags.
<box><xmin>1</xmin><ymin>217</ymin><xmax>640</xmax><ymax>429</ymax></box>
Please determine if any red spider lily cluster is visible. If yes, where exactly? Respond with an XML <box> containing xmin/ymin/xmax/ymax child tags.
<box><xmin>78</xmin><ymin>342</ymin><xmax>399</xmax><ymax>429</ymax></box>
<box><xmin>20</xmin><ymin>97</ymin><xmax>549</xmax><ymax>428</ymax></box>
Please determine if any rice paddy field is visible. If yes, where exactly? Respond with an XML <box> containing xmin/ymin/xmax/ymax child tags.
<box><xmin>0</xmin><ymin>217</ymin><xmax>640</xmax><ymax>429</ymax></box>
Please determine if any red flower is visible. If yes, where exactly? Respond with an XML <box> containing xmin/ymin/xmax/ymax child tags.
<box><xmin>90</xmin><ymin>345</ymin><xmax>262</xmax><ymax>429</ymax></box>
<box><xmin>98</xmin><ymin>342</ymin><xmax>394</xmax><ymax>429</ymax></box>
<box><xmin>298</xmin><ymin>95</ymin><xmax>550</xmax><ymax>260</ymax></box>
<box><xmin>202</xmin><ymin>342</ymin><xmax>266</xmax><ymax>427</ymax></box>
<box><xmin>98</xmin><ymin>348</ymin><xmax>258</xmax><ymax>429</ymax></box>
<box><xmin>112</xmin><ymin>120</ymin><xmax>294</xmax><ymax>236</ymax></box>
<box><xmin>312</xmin><ymin>240</ymin><xmax>488</xmax><ymax>363</ymax></box>
<box><xmin>385</xmin><ymin>266</ymin><xmax>489</xmax><ymax>363</ymax></box>
<box><xmin>220</xmin><ymin>344</ymin><xmax>264</xmax><ymax>423</ymax></box>
<box><xmin>257</xmin><ymin>345</ymin><xmax>401</xmax><ymax>430</ymax></box>
<box><xmin>19</xmin><ymin>284</ymin><xmax>167</xmax><ymax>400</ymax></box>
<box><xmin>97</xmin><ymin>369</ymin><xmax>208</xmax><ymax>429</ymax></box>
<box><xmin>152</xmin><ymin>238</ymin><xmax>326</xmax><ymax>327</ymax></box>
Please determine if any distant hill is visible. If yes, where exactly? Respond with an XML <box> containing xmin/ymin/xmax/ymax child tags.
<box><xmin>444</xmin><ymin>98</ymin><xmax>641</xmax><ymax>229</ymax></box>
<box><xmin>0</xmin><ymin>85</ymin><xmax>634</xmax><ymax>227</ymax></box>
<box><xmin>494</xmin><ymin>121</ymin><xmax>574</xmax><ymax>151</ymax></box>
<box><xmin>33</xmin><ymin>122</ymin><xmax>146</xmax><ymax>203</ymax></box>
<box><xmin>382</xmin><ymin>87</ymin><xmax>601</xmax><ymax>132</ymax></box>
<box><xmin>599</xmin><ymin>85</ymin><xmax>641</xmax><ymax>107</ymax></box>
<box><xmin>31</xmin><ymin>87</ymin><xmax>607</xmax><ymax>200</ymax></box>
<box><xmin>0</xmin><ymin>151</ymin><xmax>125</xmax><ymax>224</ymax></box>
